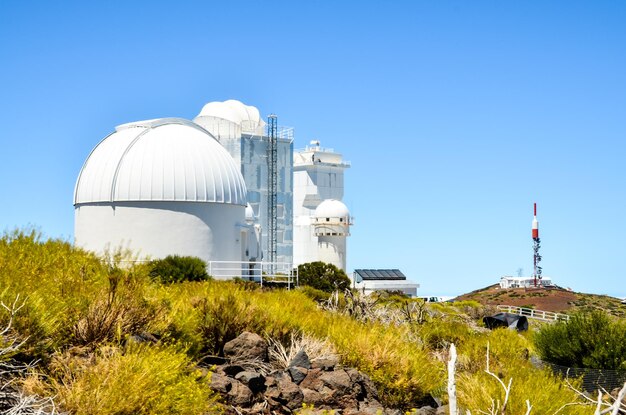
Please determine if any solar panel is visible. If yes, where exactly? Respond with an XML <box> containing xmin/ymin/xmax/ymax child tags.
<box><xmin>354</xmin><ymin>269</ymin><xmax>407</xmax><ymax>281</ymax></box>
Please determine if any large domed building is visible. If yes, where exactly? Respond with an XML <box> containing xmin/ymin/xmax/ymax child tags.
<box><xmin>74</xmin><ymin>100</ymin><xmax>359</xmax><ymax>282</ymax></box>
<box><xmin>74</xmin><ymin>117</ymin><xmax>254</xmax><ymax>268</ymax></box>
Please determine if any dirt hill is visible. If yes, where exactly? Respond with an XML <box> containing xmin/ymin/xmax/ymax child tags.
<box><xmin>454</xmin><ymin>284</ymin><xmax>626</xmax><ymax>317</ymax></box>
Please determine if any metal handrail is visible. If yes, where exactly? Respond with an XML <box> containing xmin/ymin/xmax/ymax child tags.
<box><xmin>207</xmin><ymin>260</ymin><xmax>298</xmax><ymax>289</ymax></box>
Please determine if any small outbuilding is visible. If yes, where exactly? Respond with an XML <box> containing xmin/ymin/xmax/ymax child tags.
<box><xmin>352</xmin><ymin>269</ymin><xmax>419</xmax><ymax>297</ymax></box>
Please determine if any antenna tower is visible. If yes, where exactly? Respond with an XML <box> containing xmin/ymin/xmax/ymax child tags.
<box><xmin>532</xmin><ymin>203</ymin><xmax>542</xmax><ymax>286</ymax></box>
<box><xmin>267</xmin><ymin>114</ymin><xmax>278</xmax><ymax>268</ymax></box>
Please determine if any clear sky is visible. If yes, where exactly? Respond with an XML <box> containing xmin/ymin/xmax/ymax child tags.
<box><xmin>1</xmin><ymin>1</ymin><xmax>624</xmax><ymax>298</ymax></box>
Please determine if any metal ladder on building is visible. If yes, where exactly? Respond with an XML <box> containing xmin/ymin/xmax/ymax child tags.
<box><xmin>266</xmin><ymin>114</ymin><xmax>278</xmax><ymax>270</ymax></box>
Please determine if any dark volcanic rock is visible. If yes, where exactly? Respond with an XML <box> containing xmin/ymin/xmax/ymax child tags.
<box><xmin>346</xmin><ymin>368</ymin><xmax>379</xmax><ymax>400</ymax></box>
<box><xmin>289</xmin><ymin>349</ymin><xmax>311</xmax><ymax>369</ymax></box>
<box><xmin>288</xmin><ymin>366</ymin><xmax>308</xmax><ymax>384</ymax></box>
<box><xmin>319</xmin><ymin>369</ymin><xmax>353</xmax><ymax>396</ymax></box>
<box><xmin>265</xmin><ymin>372</ymin><xmax>304</xmax><ymax>410</ymax></box>
<box><xmin>220</xmin><ymin>364</ymin><xmax>245</xmax><ymax>377</ymax></box>
<box><xmin>301</xmin><ymin>387</ymin><xmax>324</xmax><ymax>406</ymax></box>
<box><xmin>209</xmin><ymin>372</ymin><xmax>232</xmax><ymax>394</ymax></box>
<box><xmin>300</xmin><ymin>368</ymin><xmax>324</xmax><ymax>391</ymax></box>
<box><xmin>224</xmin><ymin>332</ymin><xmax>268</xmax><ymax>361</ymax></box>
<box><xmin>227</xmin><ymin>380</ymin><xmax>253</xmax><ymax>406</ymax></box>
<box><xmin>235</xmin><ymin>370</ymin><xmax>266</xmax><ymax>393</ymax></box>
<box><xmin>208</xmin><ymin>331</ymin><xmax>416</xmax><ymax>414</ymax></box>
<box><xmin>311</xmin><ymin>355</ymin><xmax>339</xmax><ymax>371</ymax></box>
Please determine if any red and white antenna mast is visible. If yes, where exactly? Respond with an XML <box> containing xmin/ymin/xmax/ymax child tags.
<box><xmin>532</xmin><ymin>203</ymin><xmax>542</xmax><ymax>287</ymax></box>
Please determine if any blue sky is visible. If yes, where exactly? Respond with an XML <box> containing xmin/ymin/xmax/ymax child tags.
<box><xmin>1</xmin><ymin>1</ymin><xmax>624</xmax><ymax>297</ymax></box>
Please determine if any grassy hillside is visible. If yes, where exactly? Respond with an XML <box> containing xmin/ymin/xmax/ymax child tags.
<box><xmin>455</xmin><ymin>284</ymin><xmax>626</xmax><ymax>317</ymax></box>
<box><xmin>0</xmin><ymin>230</ymin><xmax>606</xmax><ymax>414</ymax></box>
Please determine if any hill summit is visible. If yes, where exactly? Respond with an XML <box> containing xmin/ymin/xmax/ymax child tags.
<box><xmin>454</xmin><ymin>284</ymin><xmax>626</xmax><ymax>317</ymax></box>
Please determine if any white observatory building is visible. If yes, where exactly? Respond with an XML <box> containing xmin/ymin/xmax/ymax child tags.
<box><xmin>194</xmin><ymin>100</ymin><xmax>294</xmax><ymax>266</ymax></box>
<box><xmin>74</xmin><ymin>118</ymin><xmax>259</xmax><ymax>272</ymax></box>
<box><xmin>293</xmin><ymin>141</ymin><xmax>352</xmax><ymax>272</ymax></box>
<box><xmin>74</xmin><ymin>99</ymin><xmax>364</xmax><ymax>283</ymax></box>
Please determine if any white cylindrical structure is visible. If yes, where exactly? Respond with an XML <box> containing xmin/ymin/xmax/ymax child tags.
<box><xmin>74</xmin><ymin>118</ymin><xmax>248</xmax><ymax>268</ymax></box>
<box><xmin>313</xmin><ymin>199</ymin><xmax>351</xmax><ymax>272</ymax></box>
<box><xmin>193</xmin><ymin>99</ymin><xmax>266</xmax><ymax>139</ymax></box>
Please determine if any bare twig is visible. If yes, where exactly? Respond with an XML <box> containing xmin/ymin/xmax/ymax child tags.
<box><xmin>484</xmin><ymin>342</ymin><xmax>512</xmax><ymax>415</ymax></box>
<box><xmin>0</xmin><ymin>296</ymin><xmax>65</xmax><ymax>414</ymax></box>
<box><xmin>524</xmin><ymin>399</ymin><xmax>532</xmax><ymax>415</ymax></box>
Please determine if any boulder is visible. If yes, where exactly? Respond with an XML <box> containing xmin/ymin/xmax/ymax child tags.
<box><xmin>300</xmin><ymin>368</ymin><xmax>324</xmax><ymax>391</ymax></box>
<box><xmin>227</xmin><ymin>380</ymin><xmax>253</xmax><ymax>406</ymax></box>
<box><xmin>345</xmin><ymin>368</ymin><xmax>378</xmax><ymax>400</ymax></box>
<box><xmin>224</xmin><ymin>332</ymin><xmax>268</xmax><ymax>362</ymax></box>
<box><xmin>301</xmin><ymin>387</ymin><xmax>325</xmax><ymax>406</ymax></box>
<box><xmin>288</xmin><ymin>366</ymin><xmax>308</xmax><ymax>384</ymax></box>
<box><xmin>301</xmin><ymin>368</ymin><xmax>356</xmax><ymax>409</ymax></box>
<box><xmin>265</xmin><ymin>371</ymin><xmax>304</xmax><ymax>410</ymax></box>
<box><xmin>289</xmin><ymin>349</ymin><xmax>311</xmax><ymax>369</ymax></box>
<box><xmin>235</xmin><ymin>370</ymin><xmax>266</xmax><ymax>393</ymax></box>
<box><xmin>319</xmin><ymin>369</ymin><xmax>353</xmax><ymax>396</ymax></box>
<box><xmin>311</xmin><ymin>355</ymin><xmax>339</xmax><ymax>371</ymax></box>
<box><xmin>209</xmin><ymin>372</ymin><xmax>232</xmax><ymax>394</ymax></box>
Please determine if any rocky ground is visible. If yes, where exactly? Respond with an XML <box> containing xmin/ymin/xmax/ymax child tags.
<box><xmin>454</xmin><ymin>284</ymin><xmax>626</xmax><ymax>317</ymax></box>
<box><xmin>206</xmin><ymin>332</ymin><xmax>447</xmax><ymax>415</ymax></box>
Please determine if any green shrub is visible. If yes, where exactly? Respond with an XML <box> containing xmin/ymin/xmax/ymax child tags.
<box><xmin>297</xmin><ymin>261</ymin><xmax>350</xmax><ymax>293</ymax></box>
<box><xmin>25</xmin><ymin>345</ymin><xmax>220</xmax><ymax>415</ymax></box>
<box><xmin>534</xmin><ymin>310</ymin><xmax>626</xmax><ymax>369</ymax></box>
<box><xmin>148</xmin><ymin>255</ymin><xmax>210</xmax><ymax>284</ymax></box>
<box><xmin>195</xmin><ymin>292</ymin><xmax>265</xmax><ymax>356</ymax></box>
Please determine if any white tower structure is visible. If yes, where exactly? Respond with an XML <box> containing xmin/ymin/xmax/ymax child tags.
<box><xmin>194</xmin><ymin>100</ymin><xmax>294</xmax><ymax>265</ymax></box>
<box><xmin>74</xmin><ymin>118</ymin><xmax>256</xmax><ymax>274</ymax></box>
<box><xmin>313</xmin><ymin>199</ymin><xmax>351</xmax><ymax>271</ymax></box>
<box><xmin>293</xmin><ymin>141</ymin><xmax>351</xmax><ymax>272</ymax></box>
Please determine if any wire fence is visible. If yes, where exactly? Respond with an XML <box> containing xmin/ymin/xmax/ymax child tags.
<box><xmin>538</xmin><ymin>360</ymin><xmax>626</xmax><ymax>393</ymax></box>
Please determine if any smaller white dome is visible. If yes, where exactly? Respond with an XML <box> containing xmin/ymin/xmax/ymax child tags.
<box><xmin>195</xmin><ymin>99</ymin><xmax>265</xmax><ymax>134</ymax></box>
<box><xmin>315</xmin><ymin>199</ymin><xmax>350</xmax><ymax>219</ymax></box>
<box><xmin>245</xmin><ymin>203</ymin><xmax>255</xmax><ymax>224</ymax></box>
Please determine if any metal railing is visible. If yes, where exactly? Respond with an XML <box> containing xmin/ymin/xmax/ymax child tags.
<box><xmin>497</xmin><ymin>305</ymin><xmax>570</xmax><ymax>322</ymax></box>
<box><xmin>207</xmin><ymin>261</ymin><xmax>298</xmax><ymax>289</ymax></box>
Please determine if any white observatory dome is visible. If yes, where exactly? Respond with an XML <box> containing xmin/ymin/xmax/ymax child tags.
<box><xmin>74</xmin><ymin>118</ymin><xmax>247</xmax><ymax>205</ymax></box>
<box><xmin>315</xmin><ymin>199</ymin><xmax>350</xmax><ymax>219</ymax></box>
<box><xmin>194</xmin><ymin>99</ymin><xmax>266</xmax><ymax>136</ymax></box>
<box><xmin>74</xmin><ymin>117</ymin><xmax>249</xmax><ymax>268</ymax></box>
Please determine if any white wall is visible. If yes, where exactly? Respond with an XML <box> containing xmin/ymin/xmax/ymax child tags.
<box><xmin>75</xmin><ymin>201</ymin><xmax>245</xmax><ymax>265</ymax></box>
<box><xmin>317</xmin><ymin>235</ymin><xmax>346</xmax><ymax>271</ymax></box>
<box><xmin>293</xmin><ymin>150</ymin><xmax>348</xmax><ymax>270</ymax></box>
